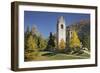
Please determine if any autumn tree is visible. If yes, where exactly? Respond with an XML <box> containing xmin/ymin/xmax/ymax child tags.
<box><xmin>37</xmin><ymin>36</ymin><xmax>47</xmax><ymax>51</ymax></box>
<box><xmin>59</xmin><ymin>39</ymin><xmax>66</xmax><ymax>51</ymax></box>
<box><xmin>69</xmin><ymin>31</ymin><xmax>81</xmax><ymax>49</ymax></box>
<box><xmin>31</xmin><ymin>25</ymin><xmax>40</xmax><ymax>36</ymax></box>
<box><xmin>24</xmin><ymin>27</ymin><xmax>39</xmax><ymax>61</ymax></box>
<box><xmin>26</xmin><ymin>35</ymin><xmax>37</xmax><ymax>51</ymax></box>
<box><xmin>24</xmin><ymin>34</ymin><xmax>39</xmax><ymax>61</ymax></box>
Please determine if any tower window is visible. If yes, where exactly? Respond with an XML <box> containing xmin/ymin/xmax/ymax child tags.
<box><xmin>61</xmin><ymin>24</ymin><xmax>63</xmax><ymax>29</ymax></box>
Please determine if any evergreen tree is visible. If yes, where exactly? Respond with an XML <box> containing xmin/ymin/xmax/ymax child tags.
<box><xmin>25</xmin><ymin>26</ymin><xmax>31</xmax><ymax>50</ymax></box>
<box><xmin>81</xmin><ymin>34</ymin><xmax>90</xmax><ymax>50</ymax></box>
<box><xmin>25</xmin><ymin>26</ymin><xmax>30</xmax><ymax>35</ymax></box>
<box><xmin>78</xmin><ymin>24</ymin><xmax>90</xmax><ymax>50</ymax></box>
<box><xmin>46</xmin><ymin>32</ymin><xmax>56</xmax><ymax>51</ymax></box>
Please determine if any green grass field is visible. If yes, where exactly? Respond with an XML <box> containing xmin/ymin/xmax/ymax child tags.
<box><xmin>25</xmin><ymin>51</ymin><xmax>90</xmax><ymax>61</ymax></box>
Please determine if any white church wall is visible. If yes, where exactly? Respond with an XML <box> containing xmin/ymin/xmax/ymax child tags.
<box><xmin>57</xmin><ymin>16</ymin><xmax>66</xmax><ymax>46</ymax></box>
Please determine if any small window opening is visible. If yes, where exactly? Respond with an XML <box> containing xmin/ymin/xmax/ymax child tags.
<box><xmin>61</xmin><ymin>24</ymin><xmax>63</xmax><ymax>29</ymax></box>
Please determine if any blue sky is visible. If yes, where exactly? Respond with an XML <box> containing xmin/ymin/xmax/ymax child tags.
<box><xmin>24</xmin><ymin>11</ymin><xmax>90</xmax><ymax>38</ymax></box>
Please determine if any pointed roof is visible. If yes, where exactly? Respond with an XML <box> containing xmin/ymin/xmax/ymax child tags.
<box><xmin>57</xmin><ymin>16</ymin><xmax>65</xmax><ymax>23</ymax></box>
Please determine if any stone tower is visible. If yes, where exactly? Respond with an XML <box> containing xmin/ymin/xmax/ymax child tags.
<box><xmin>66</xmin><ymin>27</ymin><xmax>73</xmax><ymax>47</ymax></box>
<box><xmin>67</xmin><ymin>27</ymin><xmax>73</xmax><ymax>40</ymax></box>
<box><xmin>57</xmin><ymin>16</ymin><xmax>66</xmax><ymax>48</ymax></box>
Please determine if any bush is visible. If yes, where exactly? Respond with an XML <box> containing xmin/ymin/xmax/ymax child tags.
<box><xmin>24</xmin><ymin>51</ymin><xmax>40</xmax><ymax>61</ymax></box>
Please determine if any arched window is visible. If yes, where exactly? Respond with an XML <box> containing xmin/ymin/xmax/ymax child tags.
<box><xmin>61</xmin><ymin>24</ymin><xmax>63</xmax><ymax>29</ymax></box>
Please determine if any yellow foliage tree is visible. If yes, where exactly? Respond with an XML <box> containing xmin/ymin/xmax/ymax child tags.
<box><xmin>26</xmin><ymin>35</ymin><xmax>37</xmax><ymax>51</ymax></box>
<box><xmin>69</xmin><ymin>31</ymin><xmax>81</xmax><ymax>48</ymax></box>
<box><xmin>59</xmin><ymin>39</ymin><xmax>66</xmax><ymax>50</ymax></box>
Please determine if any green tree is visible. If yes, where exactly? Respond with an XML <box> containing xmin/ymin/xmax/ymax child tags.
<box><xmin>25</xmin><ymin>26</ymin><xmax>31</xmax><ymax>50</ymax></box>
<box><xmin>81</xmin><ymin>34</ymin><xmax>90</xmax><ymax>50</ymax></box>
<box><xmin>69</xmin><ymin>31</ymin><xmax>81</xmax><ymax>48</ymax></box>
<box><xmin>79</xmin><ymin>24</ymin><xmax>90</xmax><ymax>50</ymax></box>
<box><xmin>46</xmin><ymin>32</ymin><xmax>56</xmax><ymax>51</ymax></box>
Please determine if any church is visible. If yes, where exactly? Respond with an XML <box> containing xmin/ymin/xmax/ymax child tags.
<box><xmin>56</xmin><ymin>16</ymin><xmax>73</xmax><ymax>49</ymax></box>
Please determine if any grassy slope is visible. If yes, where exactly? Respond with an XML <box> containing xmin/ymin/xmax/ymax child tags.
<box><xmin>29</xmin><ymin>51</ymin><xmax>90</xmax><ymax>61</ymax></box>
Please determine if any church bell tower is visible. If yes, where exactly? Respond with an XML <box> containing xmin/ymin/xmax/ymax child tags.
<box><xmin>57</xmin><ymin>16</ymin><xmax>66</xmax><ymax>48</ymax></box>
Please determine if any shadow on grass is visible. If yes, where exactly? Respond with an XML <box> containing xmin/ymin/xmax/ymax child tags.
<box><xmin>42</xmin><ymin>52</ymin><xmax>56</xmax><ymax>57</ymax></box>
